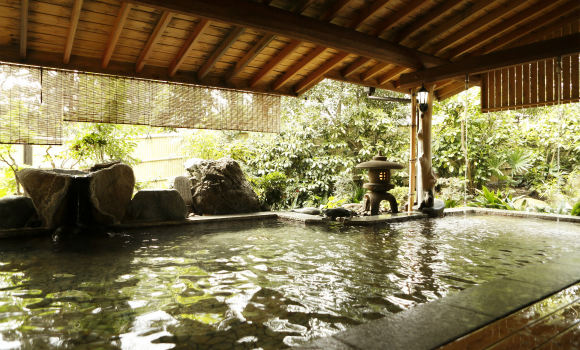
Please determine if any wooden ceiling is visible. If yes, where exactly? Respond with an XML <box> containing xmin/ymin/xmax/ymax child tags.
<box><xmin>1</xmin><ymin>0</ymin><xmax>579</xmax><ymax>100</ymax></box>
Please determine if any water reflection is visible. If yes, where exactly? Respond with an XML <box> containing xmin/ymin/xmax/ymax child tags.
<box><xmin>0</xmin><ymin>216</ymin><xmax>579</xmax><ymax>349</ymax></box>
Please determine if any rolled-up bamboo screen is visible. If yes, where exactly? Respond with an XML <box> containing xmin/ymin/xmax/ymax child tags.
<box><xmin>0</xmin><ymin>62</ymin><xmax>281</xmax><ymax>145</ymax></box>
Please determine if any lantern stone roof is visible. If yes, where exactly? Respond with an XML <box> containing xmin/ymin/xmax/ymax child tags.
<box><xmin>356</xmin><ymin>153</ymin><xmax>404</xmax><ymax>170</ymax></box>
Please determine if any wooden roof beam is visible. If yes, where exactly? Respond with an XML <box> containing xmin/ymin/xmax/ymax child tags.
<box><xmin>399</xmin><ymin>33</ymin><xmax>580</xmax><ymax>88</ymax></box>
<box><xmin>347</xmin><ymin>0</ymin><xmax>391</xmax><ymax>30</ymax></box>
<box><xmin>125</xmin><ymin>0</ymin><xmax>448</xmax><ymax>69</ymax></box>
<box><xmin>169</xmin><ymin>18</ymin><xmax>210</xmax><ymax>77</ymax></box>
<box><xmin>102</xmin><ymin>2</ymin><xmax>132</xmax><ymax>69</ymax></box>
<box><xmin>426</xmin><ymin>0</ymin><xmax>531</xmax><ymax>55</ymax></box>
<box><xmin>20</xmin><ymin>0</ymin><xmax>29</xmax><ymax>59</ymax></box>
<box><xmin>505</xmin><ymin>10</ymin><xmax>580</xmax><ymax>48</ymax></box>
<box><xmin>409</xmin><ymin>0</ymin><xmax>492</xmax><ymax>50</ymax></box>
<box><xmin>445</xmin><ymin>0</ymin><xmax>567</xmax><ymax>59</ymax></box>
<box><xmin>377</xmin><ymin>66</ymin><xmax>409</xmax><ymax>85</ymax></box>
<box><xmin>319</xmin><ymin>0</ymin><xmax>356</xmax><ymax>22</ymax></box>
<box><xmin>225</xmin><ymin>33</ymin><xmax>276</xmax><ymax>83</ymax></box>
<box><xmin>272</xmin><ymin>46</ymin><xmax>327</xmax><ymax>90</ymax></box>
<box><xmin>198</xmin><ymin>26</ymin><xmax>245</xmax><ymax>80</ymax></box>
<box><xmin>294</xmin><ymin>52</ymin><xmax>350</xmax><ymax>94</ymax></box>
<box><xmin>369</xmin><ymin>0</ymin><xmax>430</xmax><ymax>37</ymax></box>
<box><xmin>136</xmin><ymin>11</ymin><xmax>173</xmax><ymax>73</ymax></box>
<box><xmin>393</xmin><ymin>0</ymin><xmax>464</xmax><ymax>43</ymax></box>
<box><xmin>290</xmin><ymin>0</ymin><xmax>316</xmax><ymax>13</ymax></box>
<box><xmin>250</xmin><ymin>40</ymin><xmax>301</xmax><ymax>87</ymax></box>
<box><xmin>361</xmin><ymin>62</ymin><xmax>390</xmax><ymax>81</ymax></box>
<box><xmin>436</xmin><ymin>82</ymin><xmax>465</xmax><ymax>100</ymax></box>
<box><xmin>342</xmin><ymin>57</ymin><xmax>372</xmax><ymax>77</ymax></box>
<box><xmin>473</xmin><ymin>3</ymin><xmax>580</xmax><ymax>56</ymax></box>
<box><xmin>63</xmin><ymin>0</ymin><xmax>83</xmax><ymax>65</ymax></box>
<box><xmin>325</xmin><ymin>70</ymin><xmax>411</xmax><ymax>94</ymax></box>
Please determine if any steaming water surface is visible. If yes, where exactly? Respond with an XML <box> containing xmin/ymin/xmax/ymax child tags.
<box><xmin>1</xmin><ymin>215</ymin><xmax>579</xmax><ymax>349</ymax></box>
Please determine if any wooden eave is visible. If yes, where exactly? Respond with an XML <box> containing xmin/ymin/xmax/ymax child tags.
<box><xmin>0</xmin><ymin>0</ymin><xmax>578</xmax><ymax>100</ymax></box>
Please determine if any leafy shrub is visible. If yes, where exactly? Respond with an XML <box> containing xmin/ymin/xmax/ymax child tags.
<box><xmin>572</xmin><ymin>202</ymin><xmax>580</xmax><ymax>216</ymax></box>
<box><xmin>249</xmin><ymin>172</ymin><xmax>287</xmax><ymax>210</ymax></box>
<box><xmin>469</xmin><ymin>186</ymin><xmax>525</xmax><ymax>210</ymax></box>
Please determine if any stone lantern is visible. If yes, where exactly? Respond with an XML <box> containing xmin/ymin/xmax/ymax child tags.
<box><xmin>356</xmin><ymin>152</ymin><xmax>404</xmax><ymax>215</ymax></box>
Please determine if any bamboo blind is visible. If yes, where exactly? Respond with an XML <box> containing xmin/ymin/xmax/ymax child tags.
<box><xmin>481</xmin><ymin>54</ymin><xmax>580</xmax><ymax>113</ymax></box>
<box><xmin>0</xmin><ymin>62</ymin><xmax>281</xmax><ymax>145</ymax></box>
<box><xmin>0</xmin><ymin>64</ymin><xmax>63</xmax><ymax>145</ymax></box>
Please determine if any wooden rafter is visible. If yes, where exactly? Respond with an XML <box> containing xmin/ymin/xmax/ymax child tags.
<box><xmin>325</xmin><ymin>70</ymin><xmax>411</xmax><ymax>94</ymax></box>
<box><xmin>294</xmin><ymin>52</ymin><xmax>350</xmax><ymax>94</ymax></box>
<box><xmin>368</xmin><ymin>0</ymin><xmax>430</xmax><ymax>37</ymax></box>
<box><xmin>102</xmin><ymin>2</ymin><xmax>132</xmax><ymax>69</ymax></box>
<box><xmin>250</xmin><ymin>40</ymin><xmax>301</xmax><ymax>87</ymax></box>
<box><xmin>342</xmin><ymin>57</ymin><xmax>372</xmax><ymax>77</ymax></box>
<box><xmin>409</xmin><ymin>0</ymin><xmax>492</xmax><ymax>50</ymax></box>
<box><xmin>272</xmin><ymin>46</ymin><xmax>327</xmax><ymax>90</ymax></box>
<box><xmin>393</xmin><ymin>0</ymin><xmax>464</xmax><ymax>43</ymax></box>
<box><xmin>125</xmin><ymin>0</ymin><xmax>448</xmax><ymax>69</ymax></box>
<box><xmin>445</xmin><ymin>0</ymin><xmax>566</xmax><ymax>59</ymax></box>
<box><xmin>319</xmin><ymin>0</ymin><xmax>356</xmax><ymax>22</ymax></box>
<box><xmin>169</xmin><ymin>19</ymin><xmax>210</xmax><ymax>77</ymax></box>
<box><xmin>225</xmin><ymin>34</ymin><xmax>276</xmax><ymax>83</ymax></box>
<box><xmin>290</xmin><ymin>0</ymin><xmax>316</xmax><ymax>13</ymax></box>
<box><xmin>399</xmin><ymin>33</ymin><xmax>580</xmax><ymax>88</ymax></box>
<box><xmin>347</xmin><ymin>0</ymin><xmax>390</xmax><ymax>30</ymax></box>
<box><xmin>506</xmin><ymin>10</ymin><xmax>580</xmax><ymax>48</ymax></box>
<box><xmin>20</xmin><ymin>0</ymin><xmax>28</xmax><ymax>59</ymax></box>
<box><xmin>426</xmin><ymin>0</ymin><xmax>530</xmax><ymax>55</ymax></box>
<box><xmin>377</xmin><ymin>66</ymin><xmax>408</xmax><ymax>85</ymax></box>
<box><xmin>198</xmin><ymin>26</ymin><xmax>245</xmax><ymax>80</ymax></box>
<box><xmin>474</xmin><ymin>3</ymin><xmax>580</xmax><ymax>56</ymax></box>
<box><xmin>436</xmin><ymin>82</ymin><xmax>465</xmax><ymax>101</ymax></box>
<box><xmin>63</xmin><ymin>0</ymin><xmax>83</xmax><ymax>65</ymax></box>
<box><xmin>135</xmin><ymin>11</ymin><xmax>173</xmax><ymax>73</ymax></box>
<box><xmin>361</xmin><ymin>62</ymin><xmax>390</xmax><ymax>82</ymax></box>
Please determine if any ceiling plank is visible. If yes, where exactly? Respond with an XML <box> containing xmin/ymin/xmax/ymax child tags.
<box><xmin>168</xmin><ymin>18</ymin><xmax>210</xmax><ymax>77</ymax></box>
<box><xmin>361</xmin><ymin>62</ymin><xmax>390</xmax><ymax>81</ymax></box>
<box><xmin>0</xmin><ymin>45</ymin><xmax>296</xmax><ymax>96</ymax></box>
<box><xmin>102</xmin><ymin>2</ymin><xmax>132</xmax><ymax>69</ymax></box>
<box><xmin>342</xmin><ymin>57</ymin><xmax>372</xmax><ymax>77</ymax></box>
<box><xmin>325</xmin><ymin>70</ymin><xmax>411</xmax><ymax>94</ymax></box>
<box><xmin>225</xmin><ymin>34</ymin><xmax>276</xmax><ymax>83</ymax></box>
<box><xmin>399</xmin><ymin>33</ymin><xmax>580</xmax><ymax>88</ymax></box>
<box><xmin>505</xmin><ymin>10</ymin><xmax>580</xmax><ymax>48</ymax></box>
<box><xmin>393</xmin><ymin>0</ymin><xmax>464</xmax><ymax>43</ymax></box>
<box><xmin>319</xmin><ymin>0</ymin><xmax>356</xmax><ymax>22</ymax></box>
<box><xmin>473</xmin><ymin>3</ymin><xmax>580</xmax><ymax>56</ymax></box>
<box><xmin>294</xmin><ymin>52</ymin><xmax>350</xmax><ymax>94</ymax></box>
<box><xmin>197</xmin><ymin>26</ymin><xmax>245</xmax><ymax>80</ymax></box>
<box><xmin>250</xmin><ymin>39</ymin><xmax>302</xmax><ymax>87</ymax></box>
<box><xmin>290</xmin><ymin>0</ymin><xmax>316</xmax><ymax>13</ymax></box>
<box><xmin>445</xmin><ymin>0</ymin><xmax>566</xmax><ymax>59</ymax></box>
<box><xmin>436</xmin><ymin>82</ymin><xmax>465</xmax><ymax>100</ymax></box>
<box><xmin>368</xmin><ymin>0</ymin><xmax>430</xmax><ymax>37</ymax></box>
<box><xmin>20</xmin><ymin>0</ymin><xmax>29</xmax><ymax>59</ymax></box>
<box><xmin>124</xmin><ymin>0</ymin><xmax>449</xmax><ymax>69</ymax></box>
<box><xmin>272</xmin><ymin>46</ymin><xmax>327</xmax><ymax>90</ymax></box>
<box><xmin>377</xmin><ymin>66</ymin><xmax>408</xmax><ymax>85</ymax></box>
<box><xmin>426</xmin><ymin>0</ymin><xmax>530</xmax><ymax>55</ymax></box>
<box><xmin>135</xmin><ymin>11</ymin><xmax>173</xmax><ymax>73</ymax></box>
<box><xmin>347</xmin><ymin>0</ymin><xmax>390</xmax><ymax>30</ymax></box>
<box><xmin>409</xmin><ymin>0</ymin><xmax>492</xmax><ymax>50</ymax></box>
<box><xmin>63</xmin><ymin>0</ymin><xmax>83</xmax><ymax>64</ymax></box>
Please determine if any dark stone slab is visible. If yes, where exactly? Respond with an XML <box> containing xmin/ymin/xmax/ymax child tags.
<box><xmin>0</xmin><ymin>195</ymin><xmax>38</xmax><ymax>229</ymax></box>
<box><xmin>504</xmin><ymin>261</ymin><xmax>580</xmax><ymax>290</ymax></box>
<box><xmin>332</xmin><ymin>300</ymin><xmax>492</xmax><ymax>350</ymax></box>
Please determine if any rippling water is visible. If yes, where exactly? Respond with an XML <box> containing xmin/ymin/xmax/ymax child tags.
<box><xmin>1</xmin><ymin>215</ymin><xmax>579</xmax><ymax>349</ymax></box>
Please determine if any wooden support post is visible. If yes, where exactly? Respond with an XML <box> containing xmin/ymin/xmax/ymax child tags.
<box><xmin>418</xmin><ymin>84</ymin><xmax>437</xmax><ymax>207</ymax></box>
<box><xmin>408</xmin><ymin>89</ymin><xmax>417</xmax><ymax>213</ymax></box>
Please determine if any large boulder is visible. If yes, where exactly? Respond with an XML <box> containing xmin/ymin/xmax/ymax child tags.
<box><xmin>128</xmin><ymin>189</ymin><xmax>188</xmax><ymax>222</ymax></box>
<box><xmin>88</xmin><ymin>163</ymin><xmax>135</xmax><ymax>225</ymax></box>
<box><xmin>0</xmin><ymin>195</ymin><xmax>38</xmax><ymax>229</ymax></box>
<box><xmin>16</xmin><ymin>168</ymin><xmax>73</xmax><ymax>229</ymax></box>
<box><xmin>188</xmin><ymin>158</ymin><xmax>260</xmax><ymax>215</ymax></box>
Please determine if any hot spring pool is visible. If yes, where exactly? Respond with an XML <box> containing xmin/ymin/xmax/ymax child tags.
<box><xmin>1</xmin><ymin>215</ymin><xmax>579</xmax><ymax>349</ymax></box>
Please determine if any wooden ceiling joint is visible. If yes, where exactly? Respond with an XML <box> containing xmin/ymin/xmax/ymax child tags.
<box><xmin>20</xmin><ymin>0</ymin><xmax>29</xmax><ymax>59</ymax></box>
<box><xmin>168</xmin><ymin>18</ymin><xmax>210</xmax><ymax>77</ymax></box>
<box><xmin>102</xmin><ymin>2</ymin><xmax>133</xmax><ymax>69</ymax></box>
<box><xmin>135</xmin><ymin>11</ymin><xmax>174</xmax><ymax>73</ymax></box>
<box><xmin>361</xmin><ymin>62</ymin><xmax>391</xmax><ymax>82</ymax></box>
<box><xmin>250</xmin><ymin>39</ymin><xmax>302</xmax><ymax>87</ymax></box>
<box><xmin>63</xmin><ymin>0</ymin><xmax>84</xmax><ymax>65</ymax></box>
<box><xmin>393</xmin><ymin>0</ymin><xmax>464</xmax><ymax>43</ymax></box>
<box><xmin>272</xmin><ymin>46</ymin><xmax>328</xmax><ymax>90</ymax></box>
<box><xmin>197</xmin><ymin>26</ymin><xmax>246</xmax><ymax>81</ymax></box>
<box><xmin>368</xmin><ymin>0</ymin><xmax>430</xmax><ymax>37</ymax></box>
<box><xmin>294</xmin><ymin>52</ymin><xmax>350</xmax><ymax>94</ymax></box>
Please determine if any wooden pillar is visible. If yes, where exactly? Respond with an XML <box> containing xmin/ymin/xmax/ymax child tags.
<box><xmin>418</xmin><ymin>84</ymin><xmax>437</xmax><ymax>207</ymax></box>
<box><xmin>408</xmin><ymin>89</ymin><xmax>417</xmax><ymax>213</ymax></box>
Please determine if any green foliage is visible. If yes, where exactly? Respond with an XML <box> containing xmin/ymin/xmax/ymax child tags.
<box><xmin>249</xmin><ymin>171</ymin><xmax>287</xmax><ymax>209</ymax></box>
<box><xmin>571</xmin><ymin>202</ymin><xmax>580</xmax><ymax>216</ymax></box>
<box><xmin>469</xmin><ymin>186</ymin><xmax>525</xmax><ymax>210</ymax></box>
<box><xmin>322</xmin><ymin>196</ymin><xmax>347</xmax><ymax>209</ymax></box>
<box><xmin>390</xmin><ymin>186</ymin><xmax>409</xmax><ymax>209</ymax></box>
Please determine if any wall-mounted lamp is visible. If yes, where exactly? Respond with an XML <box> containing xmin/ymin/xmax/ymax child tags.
<box><xmin>417</xmin><ymin>84</ymin><xmax>429</xmax><ymax>113</ymax></box>
<box><xmin>364</xmin><ymin>86</ymin><xmax>376</xmax><ymax>96</ymax></box>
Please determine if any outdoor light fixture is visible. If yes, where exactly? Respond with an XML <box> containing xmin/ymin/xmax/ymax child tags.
<box><xmin>364</xmin><ymin>86</ymin><xmax>376</xmax><ymax>96</ymax></box>
<box><xmin>417</xmin><ymin>84</ymin><xmax>429</xmax><ymax>114</ymax></box>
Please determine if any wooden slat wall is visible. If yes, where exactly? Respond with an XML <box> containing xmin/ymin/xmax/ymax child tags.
<box><xmin>481</xmin><ymin>55</ymin><xmax>580</xmax><ymax>112</ymax></box>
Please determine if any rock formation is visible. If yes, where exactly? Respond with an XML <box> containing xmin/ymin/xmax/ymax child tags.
<box><xmin>186</xmin><ymin>158</ymin><xmax>260</xmax><ymax>215</ymax></box>
<box><xmin>128</xmin><ymin>189</ymin><xmax>188</xmax><ymax>222</ymax></box>
<box><xmin>88</xmin><ymin>163</ymin><xmax>135</xmax><ymax>225</ymax></box>
<box><xmin>0</xmin><ymin>195</ymin><xmax>38</xmax><ymax>229</ymax></box>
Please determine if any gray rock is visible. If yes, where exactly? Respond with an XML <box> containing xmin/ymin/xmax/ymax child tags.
<box><xmin>342</xmin><ymin>203</ymin><xmax>363</xmax><ymax>211</ymax></box>
<box><xmin>290</xmin><ymin>207</ymin><xmax>321</xmax><ymax>215</ymax></box>
<box><xmin>128</xmin><ymin>189</ymin><xmax>188</xmax><ymax>222</ymax></box>
<box><xmin>50</xmin><ymin>169</ymin><xmax>87</xmax><ymax>176</ymax></box>
<box><xmin>171</xmin><ymin>175</ymin><xmax>193</xmax><ymax>207</ymax></box>
<box><xmin>88</xmin><ymin>163</ymin><xmax>135</xmax><ymax>225</ymax></box>
<box><xmin>322</xmin><ymin>207</ymin><xmax>354</xmax><ymax>221</ymax></box>
<box><xmin>190</xmin><ymin>158</ymin><xmax>260</xmax><ymax>215</ymax></box>
<box><xmin>421</xmin><ymin>198</ymin><xmax>445</xmax><ymax>218</ymax></box>
<box><xmin>16</xmin><ymin>168</ymin><xmax>73</xmax><ymax>229</ymax></box>
<box><xmin>0</xmin><ymin>195</ymin><xmax>37</xmax><ymax>229</ymax></box>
